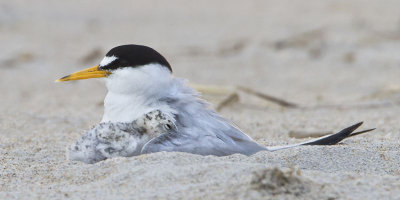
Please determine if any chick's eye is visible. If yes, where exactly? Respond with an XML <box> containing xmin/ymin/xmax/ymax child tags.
<box><xmin>164</xmin><ymin>124</ymin><xmax>172</xmax><ymax>130</ymax></box>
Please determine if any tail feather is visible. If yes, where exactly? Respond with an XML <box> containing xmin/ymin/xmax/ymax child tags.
<box><xmin>349</xmin><ymin>128</ymin><xmax>376</xmax><ymax>138</ymax></box>
<box><xmin>265</xmin><ymin>122</ymin><xmax>375</xmax><ymax>152</ymax></box>
<box><xmin>303</xmin><ymin>122</ymin><xmax>363</xmax><ymax>145</ymax></box>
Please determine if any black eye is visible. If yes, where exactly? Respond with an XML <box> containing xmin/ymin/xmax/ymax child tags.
<box><xmin>110</xmin><ymin>59</ymin><xmax>120</xmax><ymax>66</ymax></box>
<box><xmin>118</xmin><ymin>59</ymin><xmax>130</xmax><ymax>67</ymax></box>
<box><xmin>164</xmin><ymin>124</ymin><xmax>172</xmax><ymax>130</ymax></box>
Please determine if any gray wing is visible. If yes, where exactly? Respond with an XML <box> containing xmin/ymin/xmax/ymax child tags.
<box><xmin>140</xmin><ymin>111</ymin><xmax>266</xmax><ymax>156</ymax></box>
<box><xmin>141</xmin><ymin>129</ymin><xmax>266</xmax><ymax>156</ymax></box>
<box><xmin>140</xmin><ymin>87</ymin><xmax>268</xmax><ymax>156</ymax></box>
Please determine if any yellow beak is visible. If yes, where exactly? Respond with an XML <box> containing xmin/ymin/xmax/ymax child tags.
<box><xmin>55</xmin><ymin>65</ymin><xmax>111</xmax><ymax>82</ymax></box>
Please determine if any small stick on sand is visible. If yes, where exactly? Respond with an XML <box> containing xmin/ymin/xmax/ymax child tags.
<box><xmin>216</xmin><ymin>93</ymin><xmax>239</xmax><ymax>111</ymax></box>
<box><xmin>189</xmin><ymin>83</ymin><xmax>299</xmax><ymax>110</ymax></box>
<box><xmin>237</xmin><ymin>86</ymin><xmax>298</xmax><ymax>108</ymax></box>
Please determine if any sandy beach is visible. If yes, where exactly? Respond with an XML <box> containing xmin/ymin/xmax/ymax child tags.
<box><xmin>1</xmin><ymin>0</ymin><xmax>400</xmax><ymax>199</ymax></box>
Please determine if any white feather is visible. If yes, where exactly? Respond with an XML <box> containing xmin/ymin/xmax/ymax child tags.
<box><xmin>99</xmin><ymin>56</ymin><xmax>118</xmax><ymax>67</ymax></box>
<box><xmin>101</xmin><ymin>63</ymin><xmax>176</xmax><ymax>123</ymax></box>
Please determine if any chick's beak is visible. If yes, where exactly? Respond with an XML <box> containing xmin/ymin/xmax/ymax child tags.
<box><xmin>55</xmin><ymin>65</ymin><xmax>111</xmax><ymax>82</ymax></box>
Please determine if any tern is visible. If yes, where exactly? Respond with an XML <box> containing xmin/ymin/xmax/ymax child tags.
<box><xmin>57</xmin><ymin>44</ymin><xmax>374</xmax><ymax>160</ymax></box>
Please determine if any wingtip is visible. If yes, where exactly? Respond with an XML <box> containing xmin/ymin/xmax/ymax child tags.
<box><xmin>340</xmin><ymin>121</ymin><xmax>363</xmax><ymax>134</ymax></box>
<box><xmin>303</xmin><ymin>121</ymin><xmax>367</xmax><ymax>145</ymax></box>
<box><xmin>352</xmin><ymin>121</ymin><xmax>363</xmax><ymax>128</ymax></box>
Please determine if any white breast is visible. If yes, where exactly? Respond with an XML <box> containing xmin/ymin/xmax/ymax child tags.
<box><xmin>102</xmin><ymin>92</ymin><xmax>154</xmax><ymax>122</ymax></box>
<box><xmin>100</xmin><ymin>64</ymin><xmax>176</xmax><ymax>123</ymax></box>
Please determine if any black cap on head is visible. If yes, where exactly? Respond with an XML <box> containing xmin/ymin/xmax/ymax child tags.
<box><xmin>99</xmin><ymin>44</ymin><xmax>172</xmax><ymax>72</ymax></box>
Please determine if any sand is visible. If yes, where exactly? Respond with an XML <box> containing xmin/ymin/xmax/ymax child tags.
<box><xmin>1</xmin><ymin>0</ymin><xmax>400</xmax><ymax>199</ymax></box>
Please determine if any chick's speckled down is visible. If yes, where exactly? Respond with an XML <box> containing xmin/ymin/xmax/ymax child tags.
<box><xmin>67</xmin><ymin>110</ymin><xmax>174</xmax><ymax>164</ymax></box>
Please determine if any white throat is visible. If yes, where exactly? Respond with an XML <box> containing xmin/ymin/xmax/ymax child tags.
<box><xmin>101</xmin><ymin>63</ymin><xmax>175</xmax><ymax>123</ymax></box>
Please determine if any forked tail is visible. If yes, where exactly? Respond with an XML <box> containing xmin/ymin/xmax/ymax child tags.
<box><xmin>266</xmin><ymin>122</ymin><xmax>375</xmax><ymax>151</ymax></box>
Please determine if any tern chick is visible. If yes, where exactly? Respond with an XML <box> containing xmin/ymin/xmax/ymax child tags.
<box><xmin>68</xmin><ymin>110</ymin><xmax>174</xmax><ymax>164</ymax></box>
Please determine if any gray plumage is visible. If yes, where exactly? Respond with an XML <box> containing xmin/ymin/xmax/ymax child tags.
<box><xmin>141</xmin><ymin>79</ymin><xmax>266</xmax><ymax>156</ymax></box>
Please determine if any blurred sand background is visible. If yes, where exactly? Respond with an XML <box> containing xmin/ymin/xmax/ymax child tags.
<box><xmin>1</xmin><ymin>0</ymin><xmax>400</xmax><ymax>199</ymax></box>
